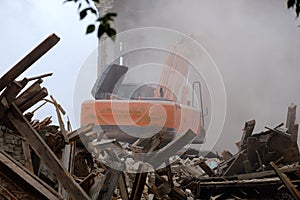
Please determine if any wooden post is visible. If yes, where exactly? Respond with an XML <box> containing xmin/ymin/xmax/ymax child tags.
<box><xmin>286</xmin><ymin>103</ymin><xmax>297</xmax><ymax>135</ymax></box>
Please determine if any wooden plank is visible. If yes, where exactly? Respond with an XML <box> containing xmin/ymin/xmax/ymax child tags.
<box><xmin>22</xmin><ymin>140</ymin><xmax>34</xmax><ymax>173</ymax></box>
<box><xmin>141</xmin><ymin>132</ymin><xmax>165</xmax><ymax>152</ymax></box>
<box><xmin>19</xmin><ymin>87</ymin><xmax>48</xmax><ymax>112</ymax></box>
<box><xmin>235</xmin><ymin>164</ymin><xmax>300</xmax><ymax>180</ymax></box>
<box><xmin>0</xmin><ymin>79</ymin><xmax>28</xmax><ymax>119</ymax></box>
<box><xmin>270</xmin><ymin>161</ymin><xmax>300</xmax><ymax>200</ymax></box>
<box><xmin>0</xmin><ymin>150</ymin><xmax>62</xmax><ymax>200</ymax></box>
<box><xmin>97</xmin><ymin>168</ymin><xmax>122</xmax><ymax>200</ymax></box>
<box><xmin>27</xmin><ymin>72</ymin><xmax>53</xmax><ymax>81</ymax></box>
<box><xmin>67</xmin><ymin>123</ymin><xmax>94</xmax><ymax>142</ymax></box>
<box><xmin>118</xmin><ymin>172</ymin><xmax>129</xmax><ymax>200</ymax></box>
<box><xmin>0</xmin><ymin>184</ymin><xmax>18</xmax><ymax>200</ymax></box>
<box><xmin>14</xmin><ymin>79</ymin><xmax>43</xmax><ymax>107</ymax></box>
<box><xmin>223</xmin><ymin>150</ymin><xmax>245</xmax><ymax>176</ymax></box>
<box><xmin>6</xmin><ymin>103</ymin><xmax>90</xmax><ymax>200</ymax></box>
<box><xmin>292</xmin><ymin>123</ymin><xmax>299</xmax><ymax>144</ymax></box>
<box><xmin>195</xmin><ymin>159</ymin><xmax>215</xmax><ymax>177</ymax></box>
<box><xmin>256</xmin><ymin>150</ymin><xmax>263</xmax><ymax>171</ymax></box>
<box><xmin>129</xmin><ymin>171</ymin><xmax>148</xmax><ymax>200</ymax></box>
<box><xmin>147</xmin><ymin>129</ymin><xmax>196</xmax><ymax>169</ymax></box>
<box><xmin>0</xmin><ymin>79</ymin><xmax>28</xmax><ymax>104</ymax></box>
<box><xmin>155</xmin><ymin>173</ymin><xmax>186</xmax><ymax>200</ymax></box>
<box><xmin>198</xmin><ymin>177</ymin><xmax>281</xmax><ymax>187</ymax></box>
<box><xmin>247</xmin><ymin>137</ymin><xmax>258</xmax><ymax>166</ymax></box>
<box><xmin>80</xmin><ymin>171</ymin><xmax>99</xmax><ymax>193</ymax></box>
<box><xmin>0</xmin><ymin>34</ymin><xmax>60</xmax><ymax>92</ymax></box>
<box><xmin>166</xmin><ymin>162</ymin><xmax>174</xmax><ymax>188</ymax></box>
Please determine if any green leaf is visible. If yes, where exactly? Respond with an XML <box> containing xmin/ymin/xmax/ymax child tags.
<box><xmin>79</xmin><ymin>9</ymin><xmax>87</xmax><ymax>20</ymax></box>
<box><xmin>97</xmin><ymin>12</ymin><xmax>117</xmax><ymax>22</ymax></box>
<box><xmin>86</xmin><ymin>24</ymin><xmax>95</xmax><ymax>34</ymax></box>
<box><xmin>90</xmin><ymin>8</ymin><xmax>97</xmax><ymax>15</ymax></box>
<box><xmin>296</xmin><ymin>4</ymin><xmax>300</xmax><ymax>16</ymax></box>
<box><xmin>287</xmin><ymin>0</ymin><xmax>295</xmax><ymax>8</ymax></box>
<box><xmin>106</xmin><ymin>27</ymin><xmax>116</xmax><ymax>37</ymax></box>
<box><xmin>106</xmin><ymin>28</ymin><xmax>116</xmax><ymax>41</ymax></box>
<box><xmin>97</xmin><ymin>24</ymin><xmax>105</xmax><ymax>38</ymax></box>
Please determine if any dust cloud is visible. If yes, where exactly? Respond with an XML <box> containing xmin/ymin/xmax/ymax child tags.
<box><xmin>112</xmin><ymin>0</ymin><xmax>300</xmax><ymax>153</ymax></box>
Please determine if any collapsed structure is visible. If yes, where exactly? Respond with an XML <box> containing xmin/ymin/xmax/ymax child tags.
<box><xmin>0</xmin><ymin>34</ymin><xmax>300</xmax><ymax>200</ymax></box>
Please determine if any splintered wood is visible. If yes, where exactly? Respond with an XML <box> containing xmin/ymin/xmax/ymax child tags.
<box><xmin>0</xmin><ymin>34</ymin><xmax>300</xmax><ymax>200</ymax></box>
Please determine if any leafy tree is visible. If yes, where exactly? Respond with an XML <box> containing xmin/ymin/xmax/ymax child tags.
<box><xmin>287</xmin><ymin>0</ymin><xmax>300</xmax><ymax>17</ymax></box>
<box><xmin>64</xmin><ymin>0</ymin><xmax>117</xmax><ymax>40</ymax></box>
<box><xmin>65</xmin><ymin>1</ymin><xmax>298</xmax><ymax>40</ymax></box>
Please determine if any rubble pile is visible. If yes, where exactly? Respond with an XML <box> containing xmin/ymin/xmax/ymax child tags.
<box><xmin>0</xmin><ymin>34</ymin><xmax>300</xmax><ymax>200</ymax></box>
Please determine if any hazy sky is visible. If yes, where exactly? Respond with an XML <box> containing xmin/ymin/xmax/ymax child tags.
<box><xmin>1</xmin><ymin>0</ymin><xmax>300</xmax><ymax>153</ymax></box>
<box><xmin>0</xmin><ymin>0</ymin><xmax>97</xmax><ymax>126</ymax></box>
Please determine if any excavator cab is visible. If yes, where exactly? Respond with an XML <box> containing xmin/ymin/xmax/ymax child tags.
<box><xmin>81</xmin><ymin>62</ymin><xmax>206</xmax><ymax>144</ymax></box>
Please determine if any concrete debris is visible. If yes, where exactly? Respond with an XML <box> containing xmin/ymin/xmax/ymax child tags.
<box><xmin>0</xmin><ymin>34</ymin><xmax>300</xmax><ymax>200</ymax></box>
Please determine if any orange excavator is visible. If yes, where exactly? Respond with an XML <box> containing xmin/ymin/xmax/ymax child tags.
<box><xmin>81</xmin><ymin>39</ymin><xmax>206</xmax><ymax>144</ymax></box>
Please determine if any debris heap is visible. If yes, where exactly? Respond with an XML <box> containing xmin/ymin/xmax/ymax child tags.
<box><xmin>0</xmin><ymin>34</ymin><xmax>299</xmax><ymax>200</ymax></box>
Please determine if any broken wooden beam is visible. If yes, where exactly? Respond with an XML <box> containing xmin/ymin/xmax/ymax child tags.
<box><xmin>80</xmin><ymin>171</ymin><xmax>100</xmax><ymax>193</ymax></box>
<box><xmin>240</xmin><ymin>120</ymin><xmax>255</xmax><ymax>150</ymax></box>
<box><xmin>118</xmin><ymin>172</ymin><xmax>129</xmax><ymax>200</ymax></box>
<box><xmin>155</xmin><ymin>173</ymin><xmax>186</xmax><ymax>200</ymax></box>
<box><xmin>6</xmin><ymin>103</ymin><xmax>90</xmax><ymax>200</ymax></box>
<box><xmin>223</xmin><ymin>150</ymin><xmax>246</xmax><ymax>176</ymax></box>
<box><xmin>97</xmin><ymin>168</ymin><xmax>122</xmax><ymax>200</ymax></box>
<box><xmin>0</xmin><ymin>150</ymin><xmax>63</xmax><ymax>200</ymax></box>
<box><xmin>0</xmin><ymin>34</ymin><xmax>60</xmax><ymax>92</ymax></box>
<box><xmin>147</xmin><ymin>129</ymin><xmax>196</xmax><ymax>169</ymax></box>
<box><xmin>195</xmin><ymin>159</ymin><xmax>215</xmax><ymax>177</ymax></box>
<box><xmin>67</xmin><ymin>123</ymin><xmax>94</xmax><ymax>142</ymax></box>
<box><xmin>129</xmin><ymin>168</ymin><xmax>148</xmax><ymax>200</ymax></box>
<box><xmin>270</xmin><ymin>161</ymin><xmax>300</xmax><ymax>200</ymax></box>
<box><xmin>22</xmin><ymin>140</ymin><xmax>34</xmax><ymax>173</ymax></box>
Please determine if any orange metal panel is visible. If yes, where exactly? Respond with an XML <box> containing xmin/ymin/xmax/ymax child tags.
<box><xmin>81</xmin><ymin>100</ymin><xmax>201</xmax><ymax>137</ymax></box>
